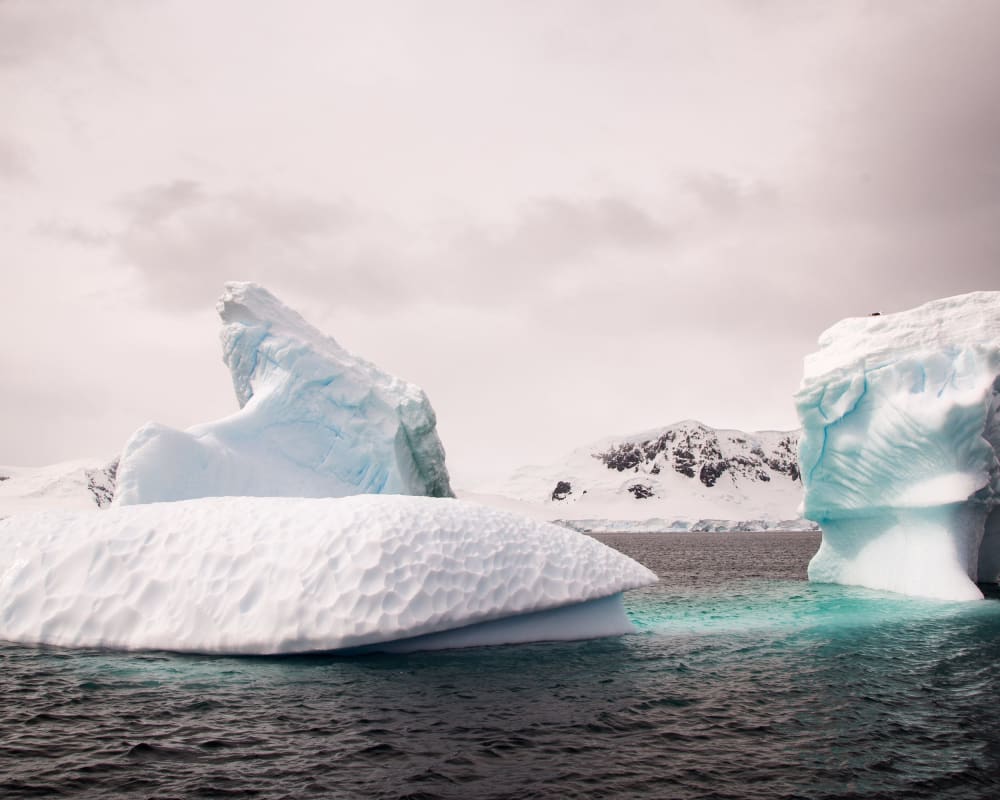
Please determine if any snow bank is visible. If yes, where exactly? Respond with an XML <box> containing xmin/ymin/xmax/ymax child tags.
<box><xmin>555</xmin><ymin>518</ymin><xmax>819</xmax><ymax>534</ymax></box>
<box><xmin>0</xmin><ymin>495</ymin><xmax>656</xmax><ymax>654</ymax></box>
<box><xmin>114</xmin><ymin>282</ymin><xmax>451</xmax><ymax>506</ymax></box>
<box><xmin>796</xmin><ymin>292</ymin><xmax>1000</xmax><ymax>600</ymax></box>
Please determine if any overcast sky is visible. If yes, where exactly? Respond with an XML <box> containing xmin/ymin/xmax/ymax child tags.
<box><xmin>2</xmin><ymin>0</ymin><xmax>999</xmax><ymax>486</ymax></box>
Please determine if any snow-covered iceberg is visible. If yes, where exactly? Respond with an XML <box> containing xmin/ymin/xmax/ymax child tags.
<box><xmin>796</xmin><ymin>292</ymin><xmax>1000</xmax><ymax>600</ymax></box>
<box><xmin>114</xmin><ymin>282</ymin><xmax>452</xmax><ymax>505</ymax></box>
<box><xmin>0</xmin><ymin>495</ymin><xmax>656</xmax><ymax>653</ymax></box>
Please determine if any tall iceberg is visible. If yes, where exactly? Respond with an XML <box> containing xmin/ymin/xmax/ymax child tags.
<box><xmin>796</xmin><ymin>292</ymin><xmax>1000</xmax><ymax>600</ymax></box>
<box><xmin>114</xmin><ymin>282</ymin><xmax>452</xmax><ymax>505</ymax></box>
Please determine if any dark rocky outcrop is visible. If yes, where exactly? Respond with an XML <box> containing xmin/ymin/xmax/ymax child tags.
<box><xmin>594</xmin><ymin>423</ymin><xmax>801</xmax><ymax>489</ymax></box>
<box><xmin>551</xmin><ymin>480</ymin><xmax>572</xmax><ymax>501</ymax></box>
<box><xmin>86</xmin><ymin>460</ymin><xmax>118</xmax><ymax>508</ymax></box>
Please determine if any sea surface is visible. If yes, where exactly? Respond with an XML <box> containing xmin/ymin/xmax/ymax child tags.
<box><xmin>3</xmin><ymin>531</ymin><xmax>1000</xmax><ymax>799</ymax></box>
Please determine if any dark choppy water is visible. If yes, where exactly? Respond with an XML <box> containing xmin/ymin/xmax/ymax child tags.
<box><xmin>3</xmin><ymin>531</ymin><xmax>1000</xmax><ymax>799</ymax></box>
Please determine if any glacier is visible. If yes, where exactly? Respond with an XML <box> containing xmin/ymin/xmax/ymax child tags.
<box><xmin>114</xmin><ymin>282</ymin><xmax>452</xmax><ymax>506</ymax></box>
<box><xmin>796</xmin><ymin>291</ymin><xmax>1000</xmax><ymax>600</ymax></box>
<box><xmin>0</xmin><ymin>495</ymin><xmax>657</xmax><ymax>654</ymax></box>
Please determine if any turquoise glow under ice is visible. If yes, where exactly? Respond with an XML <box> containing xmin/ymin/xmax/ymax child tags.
<box><xmin>625</xmin><ymin>579</ymin><xmax>1000</xmax><ymax>637</ymax></box>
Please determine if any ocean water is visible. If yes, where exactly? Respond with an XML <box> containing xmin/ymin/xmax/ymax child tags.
<box><xmin>3</xmin><ymin>531</ymin><xmax>1000</xmax><ymax>799</ymax></box>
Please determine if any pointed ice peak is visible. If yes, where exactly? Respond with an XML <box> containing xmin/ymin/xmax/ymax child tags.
<box><xmin>218</xmin><ymin>281</ymin><xmax>338</xmax><ymax>351</ymax></box>
<box><xmin>216</xmin><ymin>281</ymin><xmax>359</xmax><ymax>409</ymax></box>
<box><xmin>115</xmin><ymin>282</ymin><xmax>453</xmax><ymax>505</ymax></box>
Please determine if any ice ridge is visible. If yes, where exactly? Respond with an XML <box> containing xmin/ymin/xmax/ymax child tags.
<box><xmin>114</xmin><ymin>282</ymin><xmax>452</xmax><ymax>505</ymax></box>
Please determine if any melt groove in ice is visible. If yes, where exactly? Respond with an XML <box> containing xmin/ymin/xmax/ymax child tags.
<box><xmin>0</xmin><ymin>495</ymin><xmax>657</xmax><ymax>654</ymax></box>
<box><xmin>796</xmin><ymin>291</ymin><xmax>1000</xmax><ymax>600</ymax></box>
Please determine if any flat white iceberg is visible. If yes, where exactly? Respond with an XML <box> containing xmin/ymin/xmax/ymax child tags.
<box><xmin>796</xmin><ymin>291</ymin><xmax>1000</xmax><ymax>600</ymax></box>
<box><xmin>114</xmin><ymin>282</ymin><xmax>452</xmax><ymax>506</ymax></box>
<box><xmin>0</xmin><ymin>495</ymin><xmax>657</xmax><ymax>653</ymax></box>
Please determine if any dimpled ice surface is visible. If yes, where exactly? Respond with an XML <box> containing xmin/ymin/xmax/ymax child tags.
<box><xmin>796</xmin><ymin>292</ymin><xmax>1000</xmax><ymax>600</ymax></box>
<box><xmin>114</xmin><ymin>282</ymin><xmax>452</xmax><ymax>506</ymax></box>
<box><xmin>0</xmin><ymin>495</ymin><xmax>657</xmax><ymax>653</ymax></box>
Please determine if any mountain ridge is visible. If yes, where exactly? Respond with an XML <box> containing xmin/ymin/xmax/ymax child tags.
<box><xmin>0</xmin><ymin>459</ymin><xmax>118</xmax><ymax>519</ymax></box>
<box><xmin>480</xmin><ymin>419</ymin><xmax>806</xmax><ymax>526</ymax></box>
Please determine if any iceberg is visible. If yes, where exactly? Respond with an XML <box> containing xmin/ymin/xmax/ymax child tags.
<box><xmin>114</xmin><ymin>282</ymin><xmax>452</xmax><ymax>505</ymax></box>
<box><xmin>0</xmin><ymin>495</ymin><xmax>657</xmax><ymax>653</ymax></box>
<box><xmin>796</xmin><ymin>292</ymin><xmax>1000</xmax><ymax>600</ymax></box>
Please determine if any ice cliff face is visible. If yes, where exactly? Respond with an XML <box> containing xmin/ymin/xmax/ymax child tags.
<box><xmin>480</xmin><ymin>420</ymin><xmax>805</xmax><ymax>526</ymax></box>
<box><xmin>114</xmin><ymin>282</ymin><xmax>452</xmax><ymax>505</ymax></box>
<box><xmin>796</xmin><ymin>291</ymin><xmax>1000</xmax><ymax>600</ymax></box>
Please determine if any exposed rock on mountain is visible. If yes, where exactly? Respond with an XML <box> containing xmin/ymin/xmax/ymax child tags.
<box><xmin>480</xmin><ymin>420</ymin><xmax>805</xmax><ymax>527</ymax></box>
<box><xmin>0</xmin><ymin>459</ymin><xmax>118</xmax><ymax>518</ymax></box>
<box><xmin>594</xmin><ymin>425</ymin><xmax>799</xmax><ymax>488</ymax></box>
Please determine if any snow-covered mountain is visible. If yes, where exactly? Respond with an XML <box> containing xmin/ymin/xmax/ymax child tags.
<box><xmin>476</xmin><ymin>420</ymin><xmax>812</xmax><ymax>530</ymax></box>
<box><xmin>0</xmin><ymin>459</ymin><xmax>117</xmax><ymax>518</ymax></box>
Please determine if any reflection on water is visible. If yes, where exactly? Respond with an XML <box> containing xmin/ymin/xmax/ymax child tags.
<box><xmin>2</xmin><ymin>531</ymin><xmax>1000</xmax><ymax>799</ymax></box>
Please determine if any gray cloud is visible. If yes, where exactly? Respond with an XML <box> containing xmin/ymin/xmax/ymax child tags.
<box><xmin>9</xmin><ymin>0</ymin><xmax>1000</xmax><ymax>480</ymax></box>
<box><xmin>442</xmin><ymin>194</ymin><xmax>675</xmax><ymax>304</ymax></box>
<box><xmin>0</xmin><ymin>0</ymin><xmax>100</xmax><ymax>70</ymax></box>
<box><xmin>776</xmin><ymin>0</ymin><xmax>1000</xmax><ymax>318</ymax></box>
<box><xmin>118</xmin><ymin>180</ymin><xmax>205</xmax><ymax>227</ymax></box>
<box><xmin>34</xmin><ymin>219</ymin><xmax>111</xmax><ymax>247</ymax></box>
<box><xmin>818</xmin><ymin>1</ymin><xmax>1000</xmax><ymax>224</ymax></box>
<box><xmin>481</xmin><ymin>195</ymin><xmax>674</xmax><ymax>262</ymax></box>
<box><xmin>681</xmin><ymin>172</ymin><xmax>778</xmax><ymax>218</ymax></box>
<box><xmin>112</xmin><ymin>180</ymin><xmax>364</xmax><ymax>310</ymax></box>
<box><xmin>109</xmin><ymin>178</ymin><xmax>767</xmax><ymax>315</ymax></box>
<box><xmin>0</xmin><ymin>134</ymin><xmax>32</xmax><ymax>181</ymax></box>
<box><xmin>438</xmin><ymin>175</ymin><xmax>791</xmax><ymax>309</ymax></box>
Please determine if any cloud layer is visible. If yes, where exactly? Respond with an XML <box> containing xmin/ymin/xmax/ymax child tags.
<box><xmin>2</xmin><ymin>0</ymin><xmax>999</xmax><ymax>483</ymax></box>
